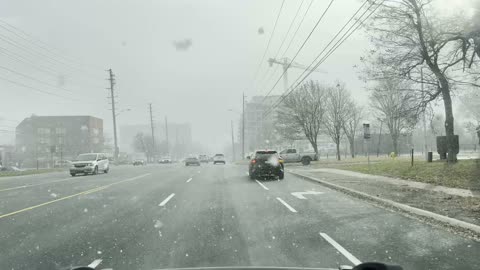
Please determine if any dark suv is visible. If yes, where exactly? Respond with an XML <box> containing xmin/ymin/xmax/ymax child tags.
<box><xmin>248</xmin><ymin>150</ymin><xmax>284</xmax><ymax>180</ymax></box>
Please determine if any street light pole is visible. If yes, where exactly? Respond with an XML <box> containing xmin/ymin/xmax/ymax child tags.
<box><xmin>231</xmin><ymin>120</ymin><xmax>236</xmax><ymax>161</ymax></box>
<box><xmin>242</xmin><ymin>92</ymin><xmax>245</xmax><ymax>160</ymax></box>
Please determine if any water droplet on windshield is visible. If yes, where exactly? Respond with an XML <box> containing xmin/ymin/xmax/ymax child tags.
<box><xmin>154</xmin><ymin>220</ymin><xmax>163</xmax><ymax>228</ymax></box>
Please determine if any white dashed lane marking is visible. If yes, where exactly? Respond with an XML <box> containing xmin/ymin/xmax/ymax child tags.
<box><xmin>159</xmin><ymin>193</ymin><xmax>175</xmax><ymax>207</ymax></box>
<box><xmin>320</xmin><ymin>232</ymin><xmax>362</xmax><ymax>265</ymax></box>
<box><xmin>276</xmin><ymin>197</ymin><xmax>297</xmax><ymax>213</ymax></box>
<box><xmin>88</xmin><ymin>259</ymin><xmax>103</xmax><ymax>268</ymax></box>
<box><xmin>255</xmin><ymin>180</ymin><xmax>269</xmax><ymax>191</ymax></box>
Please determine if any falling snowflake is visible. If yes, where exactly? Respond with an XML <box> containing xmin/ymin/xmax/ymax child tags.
<box><xmin>97</xmin><ymin>251</ymin><xmax>102</xmax><ymax>255</ymax></box>
<box><xmin>83</xmin><ymin>208</ymin><xmax>88</xmax><ymax>213</ymax></box>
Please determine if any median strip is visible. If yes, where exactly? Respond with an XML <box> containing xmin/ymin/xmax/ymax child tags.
<box><xmin>0</xmin><ymin>173</ymin><xmax>151</xmax><ymax>220</ymax></box>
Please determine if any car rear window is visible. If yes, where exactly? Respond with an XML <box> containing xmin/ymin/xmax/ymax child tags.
<box><xmin>255</xmin><ymin>151</ymin><xmax>278</xmax><ymax>159</ymax></box>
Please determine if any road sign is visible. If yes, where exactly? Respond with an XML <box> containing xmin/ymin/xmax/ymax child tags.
<box><xmin>291</xmin><ymin>191</ymin><xmax>324</xmax><ymax>199</ymax></box>
<box><xmin>363</xmin><ymin>123</ymin><xmax>370</xmax><ymax>139</ymax></box>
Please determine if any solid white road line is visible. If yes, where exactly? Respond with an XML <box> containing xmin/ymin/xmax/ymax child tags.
<box><xmin>186</xmin><ymin>178</ymin><xmax>193</xmax><ymax>183</ymax></box>
<box><xmin>159</xmin><ymin>193</ymin><xmax>175</xmax><ymax>206</ymax></box>
<box><xmin>276</xmin><ymin>197</ymin><xmax>297</xmax><ymax>213</ymax></box>
<box><xmin>255</xmin><ymin>180</ymin><xmax>269</xmax><ymax>191</ymax></box>
<box><xmin>88</xmin><ymin>259</ymin><xmax>103</xmax><ymax>268</ymax></box>
<box><xmin>0</xmin><ymin>173</ymin><xmax>151</xmax><ymax>220</ymax></box>
<box><xmin>0</xmin><ymin>177</ymin><xmax>78</xmax><ymax>192</ymax></box>
<box><xmin>319</xmin><ymin>232</ymin><xmax>362</xmax><ymax>266</ymax></box>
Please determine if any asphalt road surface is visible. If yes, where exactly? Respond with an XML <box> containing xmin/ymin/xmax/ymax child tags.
<box><xmin>0</xmin><ymin>163</ymin><xmax>479</xmax><ymax>270</ymax></box>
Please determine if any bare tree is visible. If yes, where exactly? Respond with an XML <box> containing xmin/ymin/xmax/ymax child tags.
<box><xmin>280</xmin><ymin>80</ymin><xmax>326</xmax><ymax>156</ymax></box>
<box><xmin>370</xmin><ymin>79</ymin><xmax>419</xmax><ymax>155</ymax></box>
<box><xmin>342</xmin><ymin>102</ymin><xmax>363</xmax><ymax>158</ymax></box>
<box><xmin>361</xmin><ymin>0</ymin><xmax>480</xmax><ymax>162</ymax></box>
<box><xmin>324</xmin><ymin>83</ymin><xmax>351</xmax><ymax>161</ymax></box>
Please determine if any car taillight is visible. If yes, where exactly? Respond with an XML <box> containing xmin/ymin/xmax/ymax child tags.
<box><xmin>251</xmin><ymin>159</ymin><xmax>256</xmax><ymax>164</ymax></box>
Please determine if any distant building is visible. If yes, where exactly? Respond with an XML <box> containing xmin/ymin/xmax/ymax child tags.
<box><xmin>0</xmin><ymin>145</ymin><xmax>14</xmax><ymax>166</ymax></box>
<box><xmin>244</xmin><ymin>95</ymin><xmax>280</xmax><ymax>152</ymax></box>
<box><xmin>15</xmin><ymin>115</ymin><xmax>104</xmax><ymax>166</ymax></box>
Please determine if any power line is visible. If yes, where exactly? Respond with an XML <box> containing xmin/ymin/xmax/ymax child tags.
<box><xmin>0</xmin><ymin>65</ymin><xmax>73</xmax><ymax>93</ymax></box>
<box><xmin>257</xmin><ymin>0</ymin><xmax>316</xmax><ymax>96</ymax></box>
<box><xmin>280</xmin><ymin>0</ymin><xmax>315</xmax><ymax>59</ymax></box>
<box><xmin>0</xmin><ymin>32</ymin><xmax>103</xmax><ymax>82</ymax></box>
<box><xmin>0</xmin><ymin>19</ymin><xmax>104</xmax><ymax>71</ymax></box>
<box><xmin>263</xmin><ymin>0</ymin><xmax>380</xmax><ymax>117</ymax></box>
<box><xmin>0</xmin><ymin>46</ymin><xmax>104</xmax><ymax>89</ymax></box>
<box><xmin>264</xmin><ymin>0</ymin><xmax>378</xmax><ymax>117</ymax></box>
<box><xmin>262</xmin><ymin>0</ymin><xmax>336</xmax><ymax>102</ymax></box>
<box><xmin>0</xmin><ymin>74</ymin><xmax>76</xmax><ymax>100</ymax></box>
<box><xmin>251</xmin><ymin>0</ymin><xmax>286</xmax><ymax>85</ymax></box>
<box><xmin>256</xmin><ymin>0</ymin><xmax>307</xmax><ymax>93</ymax></box>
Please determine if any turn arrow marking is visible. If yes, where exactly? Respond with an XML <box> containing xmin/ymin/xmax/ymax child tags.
<box><xmin>291</xmin><ymin>191</ymin><xmax>324</xmax><ymax>199</ymax></box>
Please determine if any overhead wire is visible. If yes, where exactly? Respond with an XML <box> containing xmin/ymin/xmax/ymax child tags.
<box><xmin>0</xmin><ymin>65</ymin><xmax>73</xmax><ymax>93</ymax></box>
<box><xmin>251</xmin><ymin>0</ymin><xmax>286</xmax><ymax>86</ymax></box>
<box><xmin>262</xmin><ymin>0</ymin><xmax>336</xmax><ymax>102</ymax></box>
<box><xmin>0</xmin><ymin>33</ymin><xmax>103</xmax><ymax>82</ymax></box>
<box><xmin>255</xmin><ymin>0</ymin><xmax>306</xmax><ymax>91</ymax></box>
<box><xmin>257</xmin><ymin>0</ymin><xmax>316</xmax><ymax>96</ymax></box>
<box><xmin>0</xmin><ymin>46</ymin><xmax>105</xmax><ymax>89</ymax></box>
<box><xmin>263</xmin><ymin>0</ymin><xmax>382</xmax><ymax>117</ymax></box>
<box><xmin>0</xmin><ymin>19</ymin><xmax>105</xmax><ymax>71</ymax></box>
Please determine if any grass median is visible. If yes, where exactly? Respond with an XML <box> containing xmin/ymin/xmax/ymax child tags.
<box><xmin>0</xmin><ymin>168</ymin><xmax>64</xmax><ymax>178</ymax></box>
<box><xmin>313</xmin><ymin>157</ymin><xmax>480</xmax><ymax>190</ymax></box>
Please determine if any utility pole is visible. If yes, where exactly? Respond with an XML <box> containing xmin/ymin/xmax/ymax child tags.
<box><xmin>149</xmin><ymin>103</ymin><xmax>156</xmax><ymax>162</ymax></box>
<box><xmin>165</xmin><ymin>116</ymin><xmax>169</xmax><ymax>155</ymax></box>
<box><xmin>231</xmin><ymin>120</ymin><xmax>236</xmax><ymax>161</ymax></box>
<box><xmin>242</xmin><ymin>92</ymin><xmax>245</xmax><ymax>159</ymax></box>
<box><xmin>107</xmin><ymin>69</ymin><xmax>119</xmax><ymax>160</ymax></box>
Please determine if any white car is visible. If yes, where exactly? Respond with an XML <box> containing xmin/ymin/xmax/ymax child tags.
<box><xmin>213</xmin><ymin>154</ymin><xmax>226</xmax><ymax>165</ymax></box>
<box><xmin>70</xmin><ymin>153</ymin><xmax>110</xmax><ymax>176</ymax></box>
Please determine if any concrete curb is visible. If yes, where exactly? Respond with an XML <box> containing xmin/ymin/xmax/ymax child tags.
<box><xmin>289</xmin><ymin>170</ymin><xmax>480</xmax><ymax>235</ymax></box>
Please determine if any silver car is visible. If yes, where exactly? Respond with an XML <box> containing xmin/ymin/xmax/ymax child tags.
<box><xmin>70</xmin><ymin>153</ymin><xmax>110</xmax><ymax>176</ymax></box>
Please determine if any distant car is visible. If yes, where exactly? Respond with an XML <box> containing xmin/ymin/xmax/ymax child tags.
<box><xmin>158</xmin><ymin>156</ymin><xmax>172</xmax><ymax>164</ymax></box>
<box><xmin>279</xmin><ymin>148</ymin><xmax>317</xmax><ymax>165</ymax></box>
<box><xmin>69</xmin><ymin>153</ymin><xmax>109</xmax><ymax>176</ymax></box>
<box><xmin>185</xmin><ymin>157</ymin><xmax>200</xmax><ymax>166</ymax></box>
<box><xmin>54</xmin><ymin>160</ymin><xmax>71</xmax><ymax>168</ymax></box>
<box><xmin>199</xmin><ymin>154</ymin><xmax>209</xmax><ymax>163</ymax></box>
<box><xmin>248</xmin><ymin>150</ymin><xmax>284</xmax><ymax>180</ymax></box>
<box><xmin>213</xmin><ymin>154</ymin><xmax>226</xmax><ymax>165</ymax></box>
<box><xmin>132</xmin><ymin>159</ymin><xmax>146</xmax><ymax>166</ymax></box>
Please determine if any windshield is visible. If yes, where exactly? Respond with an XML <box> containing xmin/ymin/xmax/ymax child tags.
<box><xmin>76</xmin><ymin>154</ymin><xmax>97</xmax><ymax>161</ymax></box>
<box><xmin>1</xmin><ymin>1</ymin><xmax>479</xmax><ymax>270</ymax></box>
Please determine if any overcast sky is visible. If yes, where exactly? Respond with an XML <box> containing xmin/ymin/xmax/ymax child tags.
<box><xmin>0</xmin><ymin>0</ymin><xmax>476</xmax><ymax>151</ymax></box>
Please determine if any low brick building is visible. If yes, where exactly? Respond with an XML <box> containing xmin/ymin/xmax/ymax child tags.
<box><xmin>15</xmin><ymin>115</ymin><xmax>104</xmax><ymax>166</ymax></box>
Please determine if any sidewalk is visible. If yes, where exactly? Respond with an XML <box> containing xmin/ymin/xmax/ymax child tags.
<box><xmin>289</xmin><ymin>166</ymin><xmax>480</xmax><ymax>228</ymax></box>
